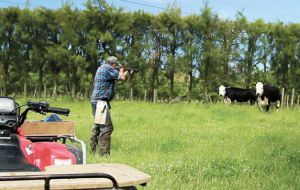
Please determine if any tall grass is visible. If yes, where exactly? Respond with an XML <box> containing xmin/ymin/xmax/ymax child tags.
<box><xmin>19</xmin><ymin>98</ymin><xmax>300</xmax><ymax>189</ymax></box>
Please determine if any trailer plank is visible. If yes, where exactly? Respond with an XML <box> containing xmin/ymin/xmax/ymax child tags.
<box><xmin>21</xmin><ymin>121</ymin><xmax>75</xmax><ymax>136</ymax></box>
<box><xmin>0</xmin><ymin>163</ymin><xmax>151</xmax><ymax>189</ymax></box>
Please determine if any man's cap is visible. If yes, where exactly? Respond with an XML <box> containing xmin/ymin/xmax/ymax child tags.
<box><xmin>106</xmin><ymin>56</ymin><xmax>122</xmax><ymax>67</ymax></box>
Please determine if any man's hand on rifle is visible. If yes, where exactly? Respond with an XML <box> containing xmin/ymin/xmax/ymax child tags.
<box><xmin>115</xmin><ymin>65</ymin><xmax>139</xmax><ymax>80</ymax></box>
<box><xmin>119</xmin><ymin>67</ymin><xmax>129</xmax><ymax>80</ymax></box>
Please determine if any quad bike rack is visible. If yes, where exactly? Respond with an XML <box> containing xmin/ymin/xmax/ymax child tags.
<box><xmin>21</xmin><ymin>121</ymin><xmax>87</xmax><ymax>164</ymax></box>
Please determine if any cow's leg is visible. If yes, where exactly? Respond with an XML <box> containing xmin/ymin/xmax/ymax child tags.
<box><xmin>224</xmin><ymin>97</ymin><xmax>231</xmax><ymax>104</ymax></box>
<box><xmin>250</xmin><ymin>98</ymin><xmax>257</xmax><ymax>105</ymax></box>
<box><xmin>276</xmin><ymin>100</ymin><xmax>280</xmax><ymax>112</ymax></box>
<box><xmin>231</xmin><ymin>99</ymin><xmax>236</xmax><ymax>105</ymax></box>
<box><xmin>257</xmin><ymin>97</ymin><xmax>263</xmax><ymax>111</ymax></box>
<box><xmin>266</xmin><ymin>99</ymin><xmax>270</xmax><ymax>112</ymax></box>
<box><xmin>258</xmin><ymin>102</ymin><xmax>262</xmax><ymax>111</ymax></box>
<box><xmin>266</xmin><ymin>105</ymin><xmax>270</xmax><ymax>112</ymax></box>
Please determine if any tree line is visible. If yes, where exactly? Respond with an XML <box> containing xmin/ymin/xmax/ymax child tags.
<box><xmin>0</xmin><ymin>0</ymin><xmax>299</xmax><ymax>102</ymax></box>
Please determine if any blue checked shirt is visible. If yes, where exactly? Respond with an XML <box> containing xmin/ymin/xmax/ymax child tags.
<box><xmin>91</xmin><ymin>63</ymin><xmax>120</xmax><ymax>101</ymax></box>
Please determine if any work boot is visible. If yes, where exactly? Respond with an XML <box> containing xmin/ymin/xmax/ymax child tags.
<box><xmin>90</xmin><ymin>125</ymin><xmax>100</xmax><ymax>153</ymax></box>
<box><xmin>98</xmin><ymin>124</ymin><xmax>113</xmax><ymax>156</ymax></box>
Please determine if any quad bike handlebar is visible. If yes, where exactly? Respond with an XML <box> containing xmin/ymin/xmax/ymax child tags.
<box><xmin>27</xmin><ymin>101</ymin><xmax>70</xmax><ymax>116</ymax></box>
<box><xmin>46</xmin><ymin>107</ymin><xmax>70</xmax><ymax>116</ymax></box>
<box><xmin>18</xmin><ymin>101</ymin><xmax>70</xmax><ymax>130</ymax></box>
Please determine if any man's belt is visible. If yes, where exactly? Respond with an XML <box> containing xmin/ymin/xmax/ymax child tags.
<box><xmin>100</xmin><ymin>98</ymin><xmax>109</xmax><ymax>102</ymax></box>
<box><xmin>99</xmin><ymin>99</ymin><xmax>111</xmax><ymax>109</ymax></box>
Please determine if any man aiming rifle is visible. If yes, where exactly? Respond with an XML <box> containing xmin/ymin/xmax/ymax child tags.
<box><xmin>90</xmin><ymin>56</ymin><xmax>135</xmax><ymax>157</ymax></box>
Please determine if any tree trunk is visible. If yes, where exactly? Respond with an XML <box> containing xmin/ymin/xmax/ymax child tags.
<box><xmin>23</xmin><ymin>81</ymin><xmax>27</xmax><ymax>98</ymax></box>
<box><xmin>188</xmin><ymin>48</ymin><xmax>193</xmax><ymax>103</ymax></box>
<box><xmin>52</xmin><ymin>80</ymin><xmax>57</xmax><ymax>98</ymax></box>
<box><xmin>2</xmin><ymin>86</ymin><xmax>6</xmax><ymax>96</ymax></box>
<box><xmin>222</xmin><ymin>39</ymin><xmax>231</xmax><ymax>82</ymax></box>
<box><xmin>245</xmin><ymin>37</ymin><xmax>255</xmax><ymax>88</ymax></box>
<box><xmin>150</xmin><ymin>49</ymin><xmax>160</xmax><ymax>101</ymax></box>
<box><xmin>38</xmin><ymin>64</ymin><xmax>43</xmax><ymax>98</ymax></box>
<box><xmin>71</xmin><ymin>83</ymin><xmax>76</xmax><ymax>98</ymax></box>
<box><xmin>130</xmin><ymin>88</ymin><xmax>133</xmax><ymax>101</ymax></box>
<box><xmin>3</xmin><ymin>62</ymin><xmax>9</xmax><ymax>96</ymax></box>
<box><xmin>188</xmin><ymin>69</ymin><xmax>193</xmax><ymax>103</ymax></box>
<box><xmin>170</xmin><ymin>71</ymin><xmax>174</xmax><ymax>101</ymax></box>
<box><xmin>263</xmin><ymin>62</ymin><xmax>267</xmax><ymax>82</ymax></box>
<box><xmin>43</xmin><ymin>84</ymin><xmax>47</xmax><ymax>98</ymax></box>
<box><xmin>204</xmin><ymin>58</ymin><xmax>210</xmax><ymax>97</ymax></box>
<box><xmin>144</xmin><ymin>89</ymin><xmax>147</xmax><ymax>102</ymax></box>
<box><xmin>153</xmin><ymin>89</ymin><xmax>158</xmax><ymax>103</ymax></box>
<box><xmin>169</xmin><ymin>40</ymin><xmax>176</xmax><ymax>101</ymax></box>
<box><xmin>84</xmin><ymin>86</ymin><xmax>88</xmax><ymax>99</ymax></box>
<box><xmin>281</xmin><ymin>55</ymin><xmax>289</xmax><ymax>90</ymax></box>
<box><xmin>65</xmin><ymin>85</ymin><xmax>69</xmax><ymax>96</ymax></box>
<box><xmin>150</xmin><ymin>66</ymin><xmax>158</xmax><ymax>102</ymax></box>
<box><xmin>33</xmin><ymin>84</ymin><xmax>37</xmax><ymax>98</ymax></box>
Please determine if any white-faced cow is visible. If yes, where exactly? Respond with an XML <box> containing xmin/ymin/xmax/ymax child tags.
<box><xmin>255</xmin><ymin>82</ymin><xmax>281</xmax><ymax>112</ymax></box>
<box><xmin>218</xmin><ymin>85</ymin><xmax>257</xmax><ymax>104</ymax></box>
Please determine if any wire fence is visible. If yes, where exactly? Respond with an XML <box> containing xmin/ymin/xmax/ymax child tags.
<box><xmin>281</xmin><ymin>88</ymin><xmax>299</xmax><ymax>109</ymax></box>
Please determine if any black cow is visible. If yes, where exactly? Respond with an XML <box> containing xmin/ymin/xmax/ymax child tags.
<box><xmin>255</xmin><ymin>82</ymin><xmax>281</xmax><ymax>112</ymax></box>
<box><xmin>218</xmin><ymin>85</ymin><xmax>257</xmax><ymax>104</ymax></box>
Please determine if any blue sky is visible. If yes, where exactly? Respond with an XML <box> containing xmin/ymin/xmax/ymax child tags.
<box><xmin>0</xmin><ymin>0</ymin><xmax>299</xmax><ymax>23</ymax></box>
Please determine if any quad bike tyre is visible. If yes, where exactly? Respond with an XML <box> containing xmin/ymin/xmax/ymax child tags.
<box><xmin>66</xmin><ymin>144</ymin><xmax>83</xmax><ymax>164</ymax></box>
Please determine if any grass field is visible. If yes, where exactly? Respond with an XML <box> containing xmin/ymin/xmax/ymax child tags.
<box><xmin>20</xmin><ymin>98</ymin><xmax>299</xmax><ymax>190</ymax></box>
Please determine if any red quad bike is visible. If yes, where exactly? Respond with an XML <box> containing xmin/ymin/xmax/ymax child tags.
<box><xmin>0</xmin><ymin>97</ymin><xmax>150</xmax><ymax>190</ymax></box>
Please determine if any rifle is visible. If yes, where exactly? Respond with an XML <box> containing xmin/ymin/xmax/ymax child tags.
<box><xmin>124</xmin><ymin>68</ymin><xmax>139</xmax><ymax>72</ymax></box>
<box><xmin>116</xmin><ymin>67</ymin><xmax>139</xmax><ymax>73</ymax></box>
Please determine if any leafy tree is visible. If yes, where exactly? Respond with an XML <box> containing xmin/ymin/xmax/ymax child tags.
<box><xmin>58</xmin><ymin>5</ymin><xmax>88</xmax><ymax>97</ymax></box>
<box><xmin>182</xmin><ymin>14</ymin><xmax>200</xmax><ymax>102</ymax></box>
<box><xmin>243</xmin><ymin>19</ymin><xmax>268</xmax><ymax>88</ymax></box>
<box><xmin>198</xmin><ymin>6</ymin><xmax>220</xmax><ymax>100</ymax></box>
<box><xmin>0</xmin><ymin>7</ymin><xmax>20</xmax><ymax>95</ymax></box>
<box><xmin>16</xmin><ymin>8</ymin><xmax>35</xmax><ymax>97</ymax></box>
<box><xmin>216</xmin><ymin>17</ymin><xmax>243</xmax><ymax>86</ymax></box>
<box><xmin>157</xmin><ymin>7</ymin><xmax>184</xmax><ymax>100</ymax></box>
<box><xmin>270</xmin><ymin>22</ymin><xmax>299</xmax><ymax>91</ymax></box>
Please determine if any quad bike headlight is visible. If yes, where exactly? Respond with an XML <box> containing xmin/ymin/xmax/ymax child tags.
<box><xmin>54</xmin><ymin>158</ymin><xmax>72</xmax><ymax>166</ymax></box>
<box><xmin>0</xmin><ymin>98</ymin><xmax>15</xmax><ymax>112</ymax></box>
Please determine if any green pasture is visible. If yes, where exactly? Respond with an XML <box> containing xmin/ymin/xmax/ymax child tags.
<box><xmin>20</xmin><ymin>98</ymin><xmax>299</xmax><ymax>190</ymax></box>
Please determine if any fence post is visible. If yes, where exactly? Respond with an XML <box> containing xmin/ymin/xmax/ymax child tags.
<box><xmin>33</xmin><ymin>84</ymin><xmax>37</xmax><ymax>98</ymax></box>
<box><xmin>43</xmin><ymin>84</ymin><xmax>47</xmax><ymax>98</ymax></box>
<box><xmin>144</xmin><ymin>89</ymin><xmax>147</xmax><ymax>102</ymax></box>
<box><xmin>291</xmin><ymin>88</ymin><xmax>295</xmax><ymax>109</ymax></box>
<box><xmin>130</xmin><ymin>88</ymin><xmax>133</xmax><ymax>101</ymax></box>
<box><xmin>153</xmin><ymin>89</ymin><xmax>158</xmax><ymax>103</ymax></box>
<box><xmin>281</xmin><ymin>88</ymin><xmax>285</xmax><ymax>108</ymax></box>
<box><xmin>286</xmin><ymin>95</ymin><xmax>289</xmax><ymax>109</ymax></box>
